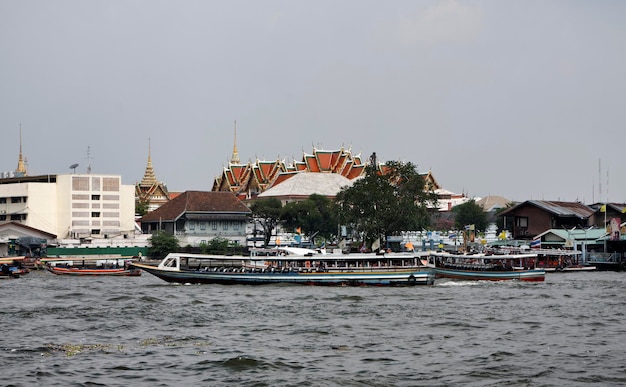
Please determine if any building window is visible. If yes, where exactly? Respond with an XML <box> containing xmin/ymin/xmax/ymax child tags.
<box><xmin>233</xmin><ymin>222</ymin><xmax>239</xmax><ymax>231</ymax></box>
<box><xmin>91</xmin><ymin>212</ymin><xmax>101</xmax><ymax>218</ymax></box>
<box><xmin>516</xmin><ymin>217</ymin><xmax>528</xmax><ymax>227</ymax></box>
<box><xmin>212</xmin><ymin>221</ymin><xmax>217</xmax><ymax>230</ymax></box>
<box><xmin>223</xmin><ymin>221</ymin><xmax>228</xmax><ymax>230</ymax></box>
<box><xmin>91</xmin><ymin>229</ymin><xmax>101</xmax><ymax>235</ymax></box>
<box><xmin>102</xmin><ymin>177</ymin><xmax>120</xmax><ymax>192</ymax></box>
<box><xmin>92</xmin><ymin>194</ymin><xmax>101</xmax><ymax>200</ymax></box>
<box><xmin>11</xmin><ymin>197</ymin><xmax>22</xmax><ymax>203</ymax></box>
<box><xmin>0</xmin><ymin>215</ymin><xmax>5</xmax><ymax>221</ymax></box>
<box><xmin>200</xmin><ymin>222</ymin><xmax>206</xmax><ymax>230</ymax></box>
<box><xmin>0</xmin><ymin>198</ymin><xmax>5</xmax><ymax>204</ymax></box>
<box><xmin>92</xmin><ymin>177</ymin><xmax>101</xmax><ymax>191</ymax></box>
<box><xmin>189</xmin><ymin>221</ymin><xmax>195</xmax><ymax>230</ymax></box>
<box><xmin>11</xmin><ymin>214</ymin><xmax>26</xmax><ymax>221</ymax></box>
<box><xmin>72</xmin><ymin>176</ymin><xmax>90</xmax><ymax>191</ymax></box>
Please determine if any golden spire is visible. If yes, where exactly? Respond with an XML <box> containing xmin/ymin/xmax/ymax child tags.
<box><xmin>16</xmin><ymin>124</ymin><xmax>27</xmax><ymax>175</ymax></box>
<box><xmin>231</xmin><ymin>120</ymin><xmax>240</xmax><ymax>164</ymax></box>
<box><xmin>140</xmin><ymin>138</ymin><xmax>158</xmax><ymax>185</ymax></box>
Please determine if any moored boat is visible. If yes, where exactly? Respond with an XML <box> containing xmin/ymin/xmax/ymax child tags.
<box><xmin>131</xmin><ymin>247</ymin><xmax>435</xmax><ymax>286</ymax></box>
<box><xmin>0</xmin><ymin>257</ymin><xmax>30</xmax><ymax>278</ymax></box>
<box><xmin>42</xmin><ymin>257</ymin><xmax>141</xmax><ymax>276</ymax></box>
<box><xmin>429</xmin><ymin>251</ymin><xmax>545</xmax><ymax>282</ymax></box>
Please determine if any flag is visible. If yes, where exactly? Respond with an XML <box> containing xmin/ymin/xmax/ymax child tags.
<box><xmin>622</xmin><ymin>206</ymin><xmax>626</xmax><ymax>213</ymax></box>
<box><xmin>371</xmin><ymin>238</ymin><xmax>381</xmax><ymax>252</ymax></box>
<box><xmin>449</xmin><ymin>232</ymin><xmax>457</xmax><ymax>240</ymax></box>
<box><xmin>530</xmin><ymin>238</ymin><xmax>541</xmax><ymax>249</ymax></box>
<box><xmin>600</xmin><ymin>204</ymin><xmax>607</xmax><ymax>212</ymax></box>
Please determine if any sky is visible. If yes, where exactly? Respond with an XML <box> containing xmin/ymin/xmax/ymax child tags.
<box><xmin>1</xmin><ymin>0</ymin><xmax>625</xmax><ymax>204</ymax></box>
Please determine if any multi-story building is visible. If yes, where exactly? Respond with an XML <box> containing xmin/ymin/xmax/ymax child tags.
<box><xmin>0</xmin><ymin>174</ymin><xmax>136</xmax><ymax>241</ymax></box>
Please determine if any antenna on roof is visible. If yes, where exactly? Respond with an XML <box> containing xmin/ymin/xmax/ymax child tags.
<box><xmin>69</xmin><ymin>163</ymin><xmax>79</xmax><ymax>174</ymax></box>
<box><xmin>86</xmin><ymin>146</ymin><xmax>93</xmax><ymax>174</ymax></box>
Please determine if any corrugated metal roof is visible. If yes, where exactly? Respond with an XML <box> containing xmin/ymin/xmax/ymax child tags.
<box><xmin>499</xmin><ymin>200</ymin><xmax>594</xmax><ymax>218</ymax></box>
<box><xmin>527</xmin><ymin>200</ymin><xmax>593</xmax><ymax>217</ymax></box>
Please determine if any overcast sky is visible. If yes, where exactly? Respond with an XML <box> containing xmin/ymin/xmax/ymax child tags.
<box><xmin>1</xmin><ymin>1</ymin><xmax>625</xmax><ymax>203</ymax></box>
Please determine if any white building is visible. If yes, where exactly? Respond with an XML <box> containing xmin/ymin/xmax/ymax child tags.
<box><xmin>0</xmin><ymin>174</ymin><xmax>136</xmax><ymax>241</ymax></box>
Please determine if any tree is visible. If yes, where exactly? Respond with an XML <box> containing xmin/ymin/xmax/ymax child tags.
<box><xmin>201</xmin><ymin>237</ymin><xmax>230</xmax><ymax>254</ymax></box>
<box><xmin>135</xmin><ymin>199</ymin><xmax>149</xmax><ymax>216</ymax></box>
<box><xmin>335</xmin><ymin>156</ymin><xmax>438</xmax><ymax>248</ymax></box>
<box><xmin>280</xmin><ymin>194</ymin><xmax>338</xmax><ymax>244</ymax></box>
<box><xmin>148</xmin><ymin>231</ymin><xmax>180</xmax><ymax>259</ymax></box>
<box><xmin>453</xmin><ymin>200</ymin><xmax>488</xmax><ymax>232</ymax></box>
<box><xmin>250</xmin><ymin>197</ymin><xmax>283</xmax><ymax>247</ymax></box>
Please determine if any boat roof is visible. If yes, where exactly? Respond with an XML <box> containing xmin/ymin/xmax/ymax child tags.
<box><xmin>0</xmin><ymin>256</ymin><xmax>26</xmax><ymax>263</ymax></box>
<box><xmin>431</xmin><ymin>251</ymin><xmax>538</xmax><ymax>259</ymax></box>
<box><xmin>40</xmin><ymin>256</ymin><xmax>136</xmax><ymax>262</ymax></box>
<box><xmin>164</xmin><ymin>249</ymin><xmax>429</xmax><ymax>262</ymax></box>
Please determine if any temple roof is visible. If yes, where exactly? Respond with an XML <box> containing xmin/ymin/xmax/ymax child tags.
<box><xmin>257</xmin><ymin>172</ymin><xmax>355</xmax><ymax>199</ymax></box>
<box><xmin>212</xmin><ymin>147</ymin><xmax>367</xmax><ymax>198</ymax></box>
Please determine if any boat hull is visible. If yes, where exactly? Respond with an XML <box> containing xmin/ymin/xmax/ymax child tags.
<box><xmin>433</xmin><ymin>267</ymin><xmax>545</xmax><ymax>282</ymax></box>
<box><xmin>131</xmin><ymin>263</ymin><xmax>434</xmax><ymax>286</ymax></box>
<box><xmin>45</xmin><ymin>266</ymin><xmax>141</xmax><ymax>276</ymax></box>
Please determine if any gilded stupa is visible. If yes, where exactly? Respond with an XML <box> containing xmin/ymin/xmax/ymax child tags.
<box><xmin>15</xmin><ymin>125</ymin><xmax>27</xmax><ymax>177</ymax></box>
<box><xmin>135</xmin><ymin>139</ymin><xmax>170</xmax><ymax>213</ymax></box>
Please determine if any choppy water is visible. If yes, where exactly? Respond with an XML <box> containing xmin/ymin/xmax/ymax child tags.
<box><xmin>2</xmin><ymin>270</ymin><xmax>626</xmax><ymax>386</ymax></box>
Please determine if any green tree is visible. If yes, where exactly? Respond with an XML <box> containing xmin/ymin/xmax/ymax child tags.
<box><xmin>201</xmin><ymin>236</ymin><xmax>230</xmax><ymax>254</ymax></box>
<box><xmin>335</xmin><ymin>156</ymin><xmax>437</xmax><ymax>248</ymax></box>
<box><xmin>148</xmin><ymin>230</ymin><xmax>180</xmax><ymax>259</ymax></box>
<box><xmin>453</xmin><ymin>200</ymin><xmax>488</xmax><ymax>232</ymax></box>
<box><xmin>280</xmin><ymin>194</ymin><xmax>338</xmax><ymax>244</ymax></box>
<box><xmin>250</xmin><ymin>197</ymin><xmax>283</xmax><ymax>247</ymax></box>
<box><xmin>135</xmin><ymin>199</ymin><xmax>149</xmax><ymax>216</ymax></box>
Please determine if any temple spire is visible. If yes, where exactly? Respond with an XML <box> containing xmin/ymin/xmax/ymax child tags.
<box><xmin>230</xmin><ymin>120</ymin><xmax>240</xmax><ymax>164</ymax></box>
<box><xmin>16</xmin><ymin>124</ymin><xmax>27</xmax><ymax>175</ymax></box>
<box><xmin>141</xmin><ymin>138</ymin><xmax>158</xmax><ymax>185</ymax></box>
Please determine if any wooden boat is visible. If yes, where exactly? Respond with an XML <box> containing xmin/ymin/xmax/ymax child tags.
<box><xmin>0</xmin><ymin>257</ymin><xmax>30</xmax><ymax>278</ymax></box>
<box><xmin>42</xmin><ymin>257</ymin><xmax>141</xmax><ymax>276</ymax></box>
<box><xmin>131</xmin><ymin>247</ymin><xmax>435</xmax><ymax>286</ymax></box>
<box><xmin>428</xmin><ymin>251</ymin><xmax>545</xmax><ymax>282</ymax></box>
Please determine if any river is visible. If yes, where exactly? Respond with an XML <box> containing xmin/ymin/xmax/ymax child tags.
<box><xmin>2</xmin><ymin>270</ymin><xmax>625</xmax><ymax>386</ymax></box>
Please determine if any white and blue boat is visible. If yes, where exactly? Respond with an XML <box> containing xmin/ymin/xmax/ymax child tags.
<box><xmin>131</xmin><ymin>247</ymin><xmax>435</xmax><ymax>286</ymax></box>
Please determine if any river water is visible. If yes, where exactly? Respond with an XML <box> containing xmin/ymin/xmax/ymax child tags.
<box><xmin>2</xmin><ymin>270</ymin><xmax>626</xmax><ymax>386</ymax></box>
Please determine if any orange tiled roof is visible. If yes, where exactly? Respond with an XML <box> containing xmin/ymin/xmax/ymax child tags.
<box><xmin>212</xmin><ymin>147</ymin><xmax>367</xmax><ymax>198</ymax></box>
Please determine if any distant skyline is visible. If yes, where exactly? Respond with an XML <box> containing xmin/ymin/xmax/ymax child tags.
<box><xmin>1</xmin><ymin>1</ymin><xmax>625</xmax><ymax>203</ymax></box>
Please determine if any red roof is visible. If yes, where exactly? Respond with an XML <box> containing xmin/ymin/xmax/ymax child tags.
<box><xmin>140</xmin><ymin>191</ymin><xmax>250</xmax><ymax>222</ymax></box>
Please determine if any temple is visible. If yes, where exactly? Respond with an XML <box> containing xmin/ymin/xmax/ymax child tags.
<box><xmin>135</xmin><ymin>139</ymin><xmax>170</xmax><ymax>212</ymax></box>
<box><xmin>212</xmin><ymin>145</ymin><xmax>442</xmax><ymax>202</ymax></box>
